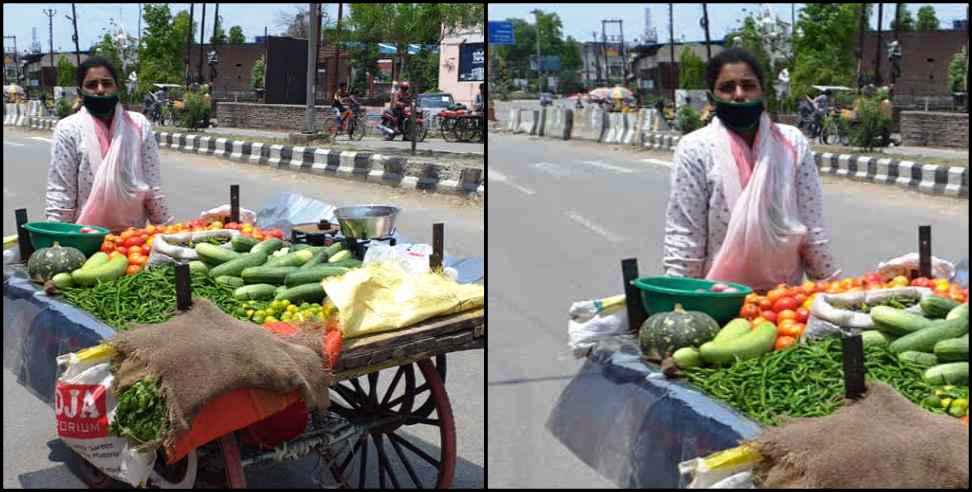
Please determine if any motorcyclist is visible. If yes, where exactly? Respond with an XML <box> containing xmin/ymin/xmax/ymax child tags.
<box><xmin>811</xmin><ymin>89</ymin><xmax>832</xmax><ymax>130</ymax></box>
<box><xmin>391</xmin><ymin>81</ymin><xmax>413</xmax><ymax>128</ymax></box>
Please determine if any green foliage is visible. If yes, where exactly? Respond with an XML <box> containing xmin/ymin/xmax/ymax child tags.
<box><xmin>789</xmin><ymin>4</ymin><xmax>859</xmax><ymax>106</ymax></box>
<box><xmin>676</xmin><ymin>104</ymin><xmax>702</xmax><ymax>134</ymax></box>
<box><xmin>177</xmin><ymin>85</ymin><xmax>210</xmax><ymax>130</ymax></box>
<box><xmin>493</xmin><ymin>57</ymin><xmax>513</xmax><ymax>101</ymax></box>
<box><xmin>948</xmin><ymin>47</ymin><xmax>967</xmax><ymax>94</ymax></box>
<box><xmin>250</xmin><ymin>56</ymin><xmax>265</xmax><ymax>90</ymax></box>
<box><xmin>401</xmin><ymin>46</ymin><xmax>439</xmax><ymax>92</ymax></box>
<box><xmin>557</xmin><ymin>70</ymin><xmax>582</xmax><ymax>95</ymax></box>
<box><xmin>138</xmin><ymin>5</ymin><xmax>191</xmax><ymax>90</ymax></box>
<box><xmin>848</xmin><ymin>95</ymin><xmax>891</xmax><ymax>151</ymax></box>
<box><xmin>561</xmin><ymin>36</ymin><xmax>582</xmax><ymax>72</ymax></box>
<box><xmin>210</xmin><ymin>15</ymin><xmax>228</xmax><ymax>45</ymax></box>
<box><xmin>56</xmin><ymin>56</ymin><xmax>75</xmax><ymax>87</ymax></box>
<box><xmin>228</xmin><ymin>26</ymin><xmax>246</xmax><ymax>44</ymax></box>
<box><xmin>915</xmin><ymin>6</ymin><xmax>940</xmax><ymax>31</ymax></box>
<box><xmin>889</xmin><ymin>5</ymin><xmax>916</xmax><ymax>32</ymax></box>
<box><xmin>678</xmin><ymin>49</ymin><xmax>706</xmax><ymax>90</ymax></box>
<box><xmin>55</xmin><ymin>97</ymin><xmax>74</xmax><ymax>119</ymax></box>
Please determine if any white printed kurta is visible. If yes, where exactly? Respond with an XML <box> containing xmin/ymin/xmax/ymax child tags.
<box><xmin>662</xmin><ymin>123</ymin><xmax>841</xmax><ymax>285</ymax></box>
<box><xmin>45</xmin><ymin>110</ymin><xmax>172</xmax><ymax>227</ymax></box>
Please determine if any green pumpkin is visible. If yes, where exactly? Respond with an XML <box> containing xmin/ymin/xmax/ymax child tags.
<box><xmin>27</xmin><ymin>241</ymin><xmax>87</xmax><ymax>284</ymax></box>
<box><xmin>639</xmin><ymin>304</ymin><xmax>720</xmax><ymax>361</ymax></box>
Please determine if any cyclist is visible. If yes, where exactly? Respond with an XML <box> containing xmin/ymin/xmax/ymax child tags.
<box><xmin>332</xmin><ymin>82</ymin><xmax>351</xmax><ymax>127</ymax></box>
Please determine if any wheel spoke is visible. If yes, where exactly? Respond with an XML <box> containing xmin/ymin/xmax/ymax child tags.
<box><xmin>381</xmin><ymin>366</ymin><xmax>406</xmax><ymax>407</ymax></box>
<box><xmin>386</xmin><ymin>381</ymin><xmax>429</xmax><ymax>409</ymax></box>
<box><xmin>375</xmin><ymin>433</ymin><xmax>402</xmax><ymax>489</ymax></box>
<box><xmin>338</xmin><ymin>437</ymin><xmax>364</xmax><ymax>473</ymax></box>
<box><xmin>388</xmin><ymin>432</ymin><xmax>424</xmax><ymax>489</ymax></box>
<box><xmin>376</xmin><ymin>434</ymin><xmax>386</xmax><ymax>489</ymax></box>
<box><xmin>388</xmin><ymin>432</ymin><xmax>440</xmax><ymax>469</ymax></box>
<box><xmin>358</xmin><ymin>435</ymin><xmax>369</xmax><ymax>488</ymax></box>
<box><xmin>404</xmin><ymin>416</ymin><xmax>442</xmax><ymax>426</ymax></box>
<box><xmin>332</xmin><ymin>383</ymin><xmax>365</xmax><ymax>409</ymax></box>
<box><xmin>368</xmin><ymin>372</ymin><xmax>380</xmax><ymax>407</ymax></box>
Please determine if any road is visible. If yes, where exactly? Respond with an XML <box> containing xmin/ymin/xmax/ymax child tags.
<box><xmin>2</xmin><ymin>127</ymin><xmax>484</xmax><ymax>489</ymax></box>
<box><xmin>486</xmin><ymin>132</ymin><xmax>968</xmax><ymax>488</ymax></box>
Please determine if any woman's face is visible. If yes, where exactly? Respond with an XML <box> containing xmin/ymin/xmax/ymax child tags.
<box><xmin>81</xmin><ymin>66</ymin><xmax>117</xmax><ymax>96</ymax></box>
<box><xmin>713</xmin><ymin>62</ymin><xmax>762</xmax><ymax>103</ymax></box>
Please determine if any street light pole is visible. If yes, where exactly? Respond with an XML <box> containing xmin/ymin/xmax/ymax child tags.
<box><xmin>304</xmin><ymin>3</ymin><xmax>319</xmax><ymax>134</ymax></box>
<box><xmin>532</xmin><ymin>9</ymin><xmax>542</xmax><ymax>94</ymax></box>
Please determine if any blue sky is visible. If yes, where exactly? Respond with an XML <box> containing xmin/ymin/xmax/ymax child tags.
<box><xmin>487</xmin><ymin>3</ymin><xmax>969</xmax><ymax>44</ymax></box>
<box><xmin>3</xmin><ymin>3</ymin><xmax>352</xmax><ymax>55</ymax></box>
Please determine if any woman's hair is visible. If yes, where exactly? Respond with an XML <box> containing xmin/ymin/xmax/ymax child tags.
<box><xmin>77</xmin><ymin>56</ymin><xmax>120</xmax><ymax>88</ymax></box>
<box><xmin>704</xmin><ymin>47</ymin><xmax>766</xmax><ymax>93</ymax></box>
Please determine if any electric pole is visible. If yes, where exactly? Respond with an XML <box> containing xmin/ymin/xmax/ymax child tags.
<box><xmin>891</xmin><ymin>3</ymin><xmax>901</xmax><ymax>86</ymax></box>
<box><xmin>874</xmin><ymin>3</ymin><xmax>883</xmax><ymax>86</ymax></box>
<box><xmin>669</xmin><ymin>3</ymin><xmax>675</xmax><ymax>104</ymax></box>
<box><xmin>303</xmin><ymin>3</ymin><xmax>319</xmax><ymax>133</ymax></box>
<box><xmin>857</xmin><ymin>4</ymin><xmax>866</xmax><ymax>90</ymax></box>
<box><xmin>619</xmin><ymin>19</ymin><xmax>627</xmax><ymax>85</ymax></box>
<box><xmin>334</xmin><ymin>2</ymin><xmax>343</xmax><ymax>98</ymax></box>
<box><xmin>43</xmin><ymin>9</ymin><xmax>55</xmax><ymax>72</ymax></box>
<box><xmin>702</xmin><ymin>4</ymin><xmax>711</xmax><ymax>62</ymax></box>
<box><xmin>601</xmin><ymin>21</ymin><xmax>608</xmax><ymax>85</ymax></box>
<box><xmin>532</xmin><ymin>9</ymin><xmax>542</xmax><ymax>93</ymax></box>
<box><xmin>592</xmin><ymin>32</ymin><xmax>601</xmax><ymax>84</ymax></box>
<box><xmin>199</xmin><ymin>3</ymin><xmax>207</xmax><ymax>83</ymax></box>
<box><xmin>185</xmin><ymin>4</ymin><xmax>195</xmax><ymax>86</ymax></box>
<box><xmin>69</xmin><ymin>5</ymin><xmax>80</xmax><ymax>67</ymax></box>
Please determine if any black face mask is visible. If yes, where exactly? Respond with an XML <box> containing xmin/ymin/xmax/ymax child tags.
<box><xmin>82</xmin><ymin>93</ymin><xmax>119</xmax><ymax>118</ymax></box>
<box><xmin>709</xmin><ymin>92</ymin><xmax>764</xmax><ymax>132</ymax></box>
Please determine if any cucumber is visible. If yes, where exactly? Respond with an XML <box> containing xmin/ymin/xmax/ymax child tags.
<box><xmin>946</xmin><ymin>303</ymin><xmax>969</xmax><ymax>322</ymax></box>
<box><xmin>897</xmin><ymin>351</ymin><xmax>939</xmax><ymax>368</ymax></box>
<box><xmin>208</xmin><ymin>252</ymin><xmax>269</xmax><ymax>278</ymax></box>
<box><xmin>231</xmin><ymin>235</ymin><xmax>260</xmax><ymax>253</ymax></box>
<box><xmin>290</xmin><ymin>244</ymin><xmax>325</xmax><ymax>253</ymax></box>
<box><xmin>80</xmin><ymin>252</ymin><xmax>110</xmax><ymax>271</ymax></box>
<box><xmin>266</xmin><ymin>249</ymin><xmax>315</xmax><ymax>268</ymax></box>
<box><xmin>188</xmin><ymin>260</ymin><xmax>209</xmax><ymax>274</ymax></box>
<box><xmin>215</xmin><ymin>276</ymin><xmax>245</xmax><ymax>289</ymax></box>
<box><xmin>712</xmin><ymin>319</ymin><xmax>752</xmax><ymax>344</ymax></box>
<box><xmin>328</xmin><ymin>258</ymin><xmax>363</xmax><ymax>269</ymax></box>
<box><xmin>275</xmin><ymin>283</ymin><xmax>326</xmax><ymax>304</ymax></box>
<box><xmin>233</xmin><ymin>284</ymin><xmax>278</xmax><ymax>301</ymax></box>
<box><xmin>699</xmin><ymin>322</ymin><xmax>778</xmax><ymax>365</ymax></box>
<box><xmin>195</xmin><ymin>243</ymin><xmax>241</xmax><ymax>265</ymax></box>
<box><xmin>921</xmin><ymin>295</ymin><xmax>960</xmax><ymax>319</ymax></box>
<box><xmin>923</xmin><ymin>362</ymin><xmax>969</xmax><ymax>386</ymax></box>
<box><xmin>870</xmin><ymin>306</ymin><xmax>934</xmax><ymax>337</ymax></box>
<box><xmin>672</xmin><ymin>347</ymin><xmax>702</xmax><ymax>369</ymax></box>
<box><xmin>323</xmin><ymin>242</ymin><xmax>345</xmax><ymax>257</ymax></box>
<box><xmin>888</xmin><ymin>317</ymin><xmax>969</xmax><ymax>354</ymax></box>
<box><xmin>52</xmin><ymin>272</ymin><xmax>74</xmax><ymax>289</ymax></box>
<box><xmin>250</xmin><ymin>239</ymin><xmax>284</xmax><ymax>256</ymax></box>
<box><xmin>298</xmin><ymin>250</ymin><xmax>327</xmax><ymax>270</ymax></box>
<box><xmin>276</xmin><ymin>285</ymin><xmax>288</xmax><ymax>296</ymax></box>
<box><xmin>328</xmin><ymin>250</ymin><xmax>352</xmax><ymax>263</ymax></box>
<box><xmin>861</xmin><ymin>330</ymin><xmax>892</xmax><ymax>349</ymax></box>
<box><xmin>71</xmin><ymin>254</ymin><xmax>129</xmax><ymax>287</ymax></box>
<box><xmin>241</xmin><ymin>266</ymin><xmax>300</xmax><ymax>285</ymax></box>
<box><xmin>284</xmin><ymin>266</ymin><xmax>350</xmax><ymax>287</ymax></box>
<box><xmin>934</xmin><ymin>334</ymin><xmax>969</xmax><ymax>363</ymax></box>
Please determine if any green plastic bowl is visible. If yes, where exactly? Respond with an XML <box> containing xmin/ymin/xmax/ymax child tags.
<box><xmin>632</xmin><ymin>276</ymin><xmax>753</xmax><ymax>326</ymax></box>
<box><xmin>22</xmin><ymin>222</ymin><xmax>109</xmax><ymax>257</ymax></box>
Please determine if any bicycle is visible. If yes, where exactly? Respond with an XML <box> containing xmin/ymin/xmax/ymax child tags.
<box><xmin>321</xmin><ymin>99</ymin><xmax>367</xmax><ymax>141</ymax></box>
<box><xmin>820</xmin><ymin>112</ymin><xmax>849</xmax><ymax>146</ymax></box>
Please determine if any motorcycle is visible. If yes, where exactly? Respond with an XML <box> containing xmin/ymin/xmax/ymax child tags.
<box><xmin>378</xmin><ymin>104</ymin><xmax>427</xmax><ymax>142</ymax></box>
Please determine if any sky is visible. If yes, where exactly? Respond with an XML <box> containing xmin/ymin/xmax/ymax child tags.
<box><xmin>2</xmin><ymin>3</ymin><xmax>352</xmax><ymax>56</ymax></box>
<box><xmin>487</xmin><ymin>3</ymin><xmax>969</xmax><ymax>44</ymax></box>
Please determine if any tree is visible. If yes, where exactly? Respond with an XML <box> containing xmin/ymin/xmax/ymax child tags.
<box><xmin>915</xmin><ymin>6</ymin><xmax>940</xmax><ymax>31</ymax></box>
<box><xmin>210</xmin><ymin>15</ymin><xmax>228</xmax><ymax>45</ymax></box>
<box><xmin>889</xmin><ymin>5</ymin><xmax>916</xmax><ymax>32</ymax></box>
<box><xmin>561</xmin><ymin>36</ymin><xmax>582</xmax><ymax>72</ymax></box>
<box><xmin>789</xmin><ymin>4</ymin><xmax>860</xmax><ymax>108</ymax></box>
<box><xmin>493</xmin><ymin>18</ymin><xmax>535</xmax><ymax>80</ymax></box>
<box><xmin>401</xmin><ymin>46</ymin><xmax>440</xmax><ymax>92</ymax></box>
<box><xmin>56</xmin><ymin>55</ymin><xmax>75</xmax><ymax>87</ymax></box>
<box><xmin>228</xmin><ymin>26</ymin><xmax>246</xmax><ymax>44</ymax></box>
<box><xmin>678</xmin><ymin>48</ymin><xmax>705</xmax><ymax>89</ymax></box>
<box><xmin>251</xmin><ymin>55</ymin><xmax>265</xmax><ymax>90</ymax></box>
<box><xmin>948</xmin><ymin>47</ymin><xmax>967</xmax><ymax>94</ymax></box>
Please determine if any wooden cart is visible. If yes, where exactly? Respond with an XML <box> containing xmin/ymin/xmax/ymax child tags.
<box><xmin>78</xmin><ymin>308</ymin><xmax>485</xmax><ymax>489</ymax></box>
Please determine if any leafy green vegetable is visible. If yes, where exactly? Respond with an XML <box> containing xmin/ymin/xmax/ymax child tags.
<box><xmin>110</xmin><ymin>378</ymin><xmax>168</xmax><ymax>446</ymax></box>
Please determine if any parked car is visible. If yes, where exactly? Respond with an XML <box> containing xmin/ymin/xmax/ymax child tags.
<box><xmin>539</xmin><ymin>92</ymin><xmax>554</xmax><ymax>106</ymax></box>
<box><xmin>417</xmin><ymin>92</ymin><xmax>457</xmax><ymax>131</ymax></box>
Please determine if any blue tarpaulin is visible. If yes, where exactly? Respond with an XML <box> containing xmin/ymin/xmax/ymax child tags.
<box><xmin>3</xmin><ymin>193</ymin><xmax>483</xmax><ymax>407</ymax></box>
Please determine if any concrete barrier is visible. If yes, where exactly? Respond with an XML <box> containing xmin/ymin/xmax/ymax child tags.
<box><xmin>4</xmin><ymin>103</ymin><xmax>17</xmax><ymax>125</ymax></box>
<box><xmin>572</xmin><ymin>107</ymin><xmax>608</xmax><ymax>142</ymax></box>
<box><xmin>621</xmin><ymin>113</ymin><xmax>637</xmax><ymax>145</ymax></box>
<box><xmin>602</xmin><ymin>112</ymin><xmax>625</xmax><ymax>144</ymax></box>
<box><xmin>537</xmin><ymin>108</ymin><xmax>547</xmax><ymax>137</ymax></box>
<box><xmin>541</xmin><ymin>108</ymin><xmax>572</xmax><ymax>140</ymax></box>
<box><xmin>515</xmin><ymin>109</ymin><xmax>539</xmax><ymax>135</ymax></box>
<box><xmin>16</xmin><ymin>103</ymin><xmax>29</xmax><ymax>126</ymax></box>
<box><xmin>507</xmin><ymin>108</ymin><xmax>521</xmax><ymax>132</ymax></box>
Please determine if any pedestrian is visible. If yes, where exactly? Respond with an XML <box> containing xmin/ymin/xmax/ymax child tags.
<box><xmin>661</xmin><ymin>47</ymin><xmax>841</xmax><ymax>291</ymax></box>
<box><xmin>45</xmin><ymin>56</ymin><xmax>173</xmax><ymax>232</ymax></box>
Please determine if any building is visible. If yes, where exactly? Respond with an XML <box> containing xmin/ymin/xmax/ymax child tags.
<box><xmin>19</xmin><ymin>51</ymin><xmax>93</xmax><ymax>96</ymax></box>
<box><xmin>858</xmin><ymin>29</ymin><xmax>968</xmax><ymax>101</ymax></box>
<box><xmin>438</xmin><ymin>24</ymin><xmax>484</xmax><ymax>108</ymax></box>
<box><xmin>628</xmin><ymin>40</ymin><xmax>726</xmax><ymax>100</ymax></box>
<box><xmin>186</xmin><ymin>42</ymin><xmax>266</xmax><ymax>100</ymax></box>
<box><xmin>580</xmin><ymin>41</ymin><xmax>627</xmax><ymax>87</ymax></box>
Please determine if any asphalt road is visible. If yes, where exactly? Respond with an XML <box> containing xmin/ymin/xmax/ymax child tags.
<box><xmin>486</xmin><ymin>132</ymin><xmax>968</xmax><ymax>488</ymax></box>
<box><xmin>2</xmin><ymin>126</ymin><xmax>484</xmax><ymax>489</ymax></box>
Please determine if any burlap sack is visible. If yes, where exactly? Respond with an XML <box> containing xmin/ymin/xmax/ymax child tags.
<box><xmin>109</xmin><ymin>297</ymin><xmax>333</xmax><ymax>449</ymax></box>
<box><xmin>747</xmin><ymin>381</ymin><xmax>968</xmax><ymax>488</ymax></box>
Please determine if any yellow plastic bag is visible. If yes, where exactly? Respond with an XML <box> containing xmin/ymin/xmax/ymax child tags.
<box><xmin>321</xmin><ymin>262</ymin><xmax>484</xmax><ymax>339</ymax></box>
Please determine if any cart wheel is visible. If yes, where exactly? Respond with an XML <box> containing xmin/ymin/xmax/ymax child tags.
<box><xmin>76</xmin><ymin>454</ymin><xmax>125</xmax><ymax>489</ymax></box>
<box><xmin>145</xmin><ymin>449</ymin><xmax>198</xmax><ymax>489</ymax></box>
<box><xmin>327</xmin><ymin>357</ymin><xmax>456</xmax><ymax>488</ymax></box>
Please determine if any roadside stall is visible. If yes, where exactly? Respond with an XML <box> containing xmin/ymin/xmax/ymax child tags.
<box><xmin>3</xmin><ymin>191</ymin><xmax>485</xmax><ymax>488</ymax></box>
<box><xmin>549</xmin><ymin>227</ymin><xmax>968</xmax><ymax>488</ymax></box>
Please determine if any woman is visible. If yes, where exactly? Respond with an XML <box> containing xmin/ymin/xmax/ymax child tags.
<box><xmin>662</xmin><ymin>48</ymin><xmax>840</xmax><ymax>292</ymax></box>
<box><xmin>45</xmin><ymin>56</ymin><xmax>172</xmax><ymax>232</ymax></box>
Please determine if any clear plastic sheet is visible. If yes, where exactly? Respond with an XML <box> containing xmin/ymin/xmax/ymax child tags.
<box><xmin>545</xmin><ymin>335</ymin><xmax>763</xmax><ymax>489</ymax></box>
<box><xmin>3</xmin><ymin>193</ymin><xmax>483</xmax><ymax>407</ymax></box>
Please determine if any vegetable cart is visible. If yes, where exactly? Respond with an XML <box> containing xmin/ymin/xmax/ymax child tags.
<box><xmin>3</xmin><ymin>194</ymin><xmax>485</xmax><ymax>489</ymax></box>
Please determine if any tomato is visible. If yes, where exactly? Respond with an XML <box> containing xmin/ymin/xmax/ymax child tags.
<box><xmin>910</xmin><ymin>277</ymin><xmax>930</xmax><ymax>287</ymax></box>
<box><xmin>116</xmin><ymin>246</ymin><xmax>129</xmax><ymax>255</ymax></box>
<box><xmin>773</xmin><ymin>297</ymin><xmax>799</xmax><ymax>313</ymax></box>
<box><xmin>100</xmin><ymin>243</ymin><xmax>115</xmax><ymax>254</ymax></box>
<box><xmin>752</xmin><ymin>317</ymin><xmax>769</xmax><ymax>327</ymax></box>
<box><xmin>778</xmin><ymin>320</ymin><xmax>801</xmax><ymax>338</ymax></box>
<box><xmin>129</xmin><ymin>255</ymin><xmax>148</xmax><ymax>266</ymax></box>
<box><xmin>778</xmin><ymin>309</ymin><xmax>798</xmax><ymax>322</ymax></box>
<box><xmin>745</xmin><ymin>293</ymin><xmax>760</xmax><ymax>304</ymax></box>
<box><xmin>864</xmin><ymin>281</ymin><xmax>884</xmax><ymax>291</ymax></box>
<box><xmin>864</xmin><ymin>272</ymin><xmax>883</xmax><ymax>284</ymax></box>
<box><xmin>796</xmin><ymin>308</ymin><xmax>810</xmax><ymax>323</ymax></box>
<box><xmin>126</xmin><ymin>245</ymin><xmax>143</xmax><ymax>256</ymax></box>
<box><xmin>126</xmin><ymin>264</ymin><xmax>143</xmax><ymax>275</ymax></box>
<box><xmin>740</xmin><ymin>304</ymin><xmax>760</xmax><ymax>319</ymax></box>
<box><xmin>252</xmin><ymin>232</ymin><xmax>265</xmax><ymax>240</ymax></box>
<box><xmin>950</xmin><ymin>291</ymin><xmax>966</xmax><ymax>303</ymax></box>
<box><xmin>766</xmin><ymin>288</ymin><xmax>786</xmax><ymax>303</ymax></box>
<box><xmin>242</xmin><ymin>223</ymin><xmax>254</xmax><ymax>232</ymax></box>
<box><xmin>794</xmin><ymin>293</ymin><xmax>808</xmax><ymax>304</ymax></box>
<box><xmin>210</xmin><ymin>221</ymin><xmax>224</xmax><ymax>229</ymax></box>
<box><xmin>890</xmin><ymin>275</ymin><xmax>909</xmax><ymax>288</ymax></box>
<box><xmin>792</xmin><ymin>323</ymin><xmax>805</xmax><ymax>337</ymax></box>
<box><xmin>123</xmin><ymin>236</ymin><xmax>144</xmax><ymax>248</ymax></box>
<box><xmin>761</xmin><ymin>310</ymin><xmax>778</xmax><ymax>323</ymax></box>
<box><xmin>120</xmin><ymin>230</ymin><xmax>134</xmax><ymax>240</ymax></box>
<box><xmin>775</xmin><ymin>336</ymin><xmax>796</xmax><ymax>351</ymax></box>
<box><xmin>225</xmin><ymin>222</ymin><xmax>240</xmax><ymax>230</ymax></box>
<box><xmin>758</xmin><ymin>298</ymin><xmax>773</xmax><ymax>311</ymax></box>
<box><xmin>270</xmin><ymin>229</ymin><xmax>285</xmax><ymax>239</ymax></box>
